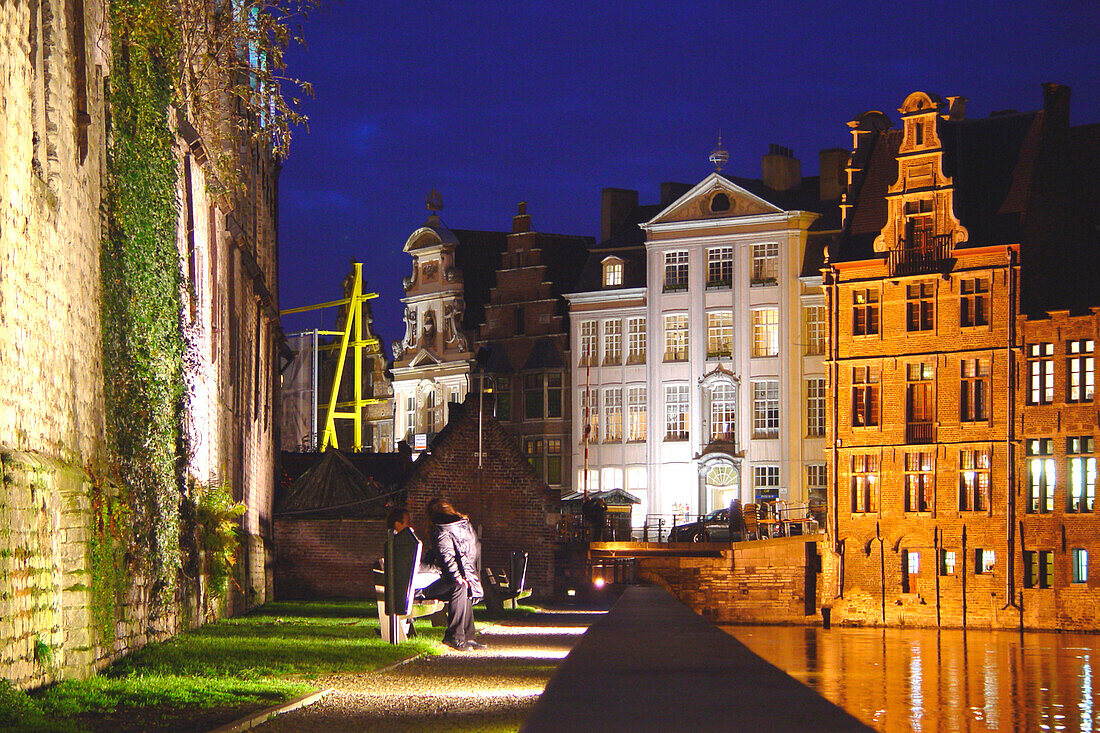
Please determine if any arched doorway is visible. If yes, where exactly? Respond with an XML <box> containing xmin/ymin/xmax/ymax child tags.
<box><xmin>698</xmin><ymin>457</ymin><xmax>741</xmax><ymax>513</ymax></box>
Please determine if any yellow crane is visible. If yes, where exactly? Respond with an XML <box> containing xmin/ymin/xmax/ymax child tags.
<box><xmin>279</xmin><ymin>262</ymin><xmax>383</xmax><ymax>451</ymax></box>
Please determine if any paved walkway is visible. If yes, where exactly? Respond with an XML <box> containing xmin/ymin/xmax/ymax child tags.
<box><xmin>522</xmin><ymin>585</ymin><xmax>873</xmax><ymax>733</ymax></box>
<box><xmin>254</xmin><ymin>607</ymin><xmax>604</xmax><ymax>732</ymax></box>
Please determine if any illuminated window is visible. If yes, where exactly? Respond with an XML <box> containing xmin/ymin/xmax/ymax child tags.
<box><xmin>1073</xmin><ymin>548</ymin><xmax>1089</xmax><ymax>584</ymax></box>
<box><xmin>960</xmin><ymin>359</ymin><xmax>989</xmax><ymax>422</ymax></box>
<box><xmin>710</xmin><ymin>382</ymin><xmax>736</xmax><ymax>442</ymax></box>
<box><xmin>940</xmin><ymin>550</ymin><xmax>956</xmax><ymax>576</ymax></box>
<box><xmin>906</xmin><ymin>282</ymin><xmax>934</xmax><ymax>331</ymax></box>
<box><xmin>851</xmin><ymin>453</ymin><xmax>878</xmax><ymax>513</ymax></box>
<box><xmin>579</xmin><ymin>321</ymin><xmax>598</xmax><ymax>366</ymax></box>
<box><xmin>580</xmin><ymin>388</ymin><xmax>599</xmax><ymax>442</ymax></box>
<box><xmin>751</xmin><ymin>242</ymin><xmax>778</xmax><ymax>285</ymax></box>
<box><xmin>960</xmin><ymin>278</ymin><xmax>989</xmax><ymax>327</ymax></box>
<box><xmin>603</xmin><ymin>319</ymin><xmax>622</xmax><ymax>365</ymax></box>
<box><xmin>1067</xmin><ymin>339</ymin><xmax>1095</xmax><ymax>403</ymax></box>
<box><xmin>751</xmin><ymin>308</ymin><xmax>779</xmax><ymax>357</ymax></box>
<box><xmin>664</xmin><ymin>251</ymin><xmax>689</xmax><ymax>292</ymax></box>
<box><xmin>806</xmin><ymin>378</ymin><xmax>826</xmax><ymax>437</ymax></box>
<box><xmin>627</xmin><ymin>317</ymin><xmax>646</xmax><ymax>363</ymax></box>
<box><xmin>804</xmin><ymin>305</ymin><xmax>826</xmax><ymax>355</ymax></box>
<box><xmin>753</xmin><ymin>465</ymin><xmax>780</xmax><ymax>506</ymax></box>
<box><xmin>665</xmin><ymin>385</ymin><xmax>689</xmax><ymax>441</ymax></box>
<box><xmin>852</xmin><ymin>289</ymin><xmax>879</xmax><ymax>336</ymax></box>
<box><xmin>974</xmin><ymin>549</ymin><xmax>996</xmax><ymax>575</ymax></box>
<box><xmin>906</xmin><ymin>362</ymin><xmax>934</xmax><ymax>444</ymax></box>
<box><xmin>604</xmin><ymin>387</ymin><xmax>622</xmax><ymax>442</ymax></box>
<box><xmin>959</xmin><ymin>448</ymin><xmax>991</xmax><ymax>511</ymax></box>
<box><xmin>664</xmin><ymin>314</ymin><xmax>688</xmax><ymax>361</ymax></box>
<box><xmin>707</xmin><ymin>311</ymin><xmax>733</xmax><ymax>359</ymax></box>
<box><xmin>707</xmin><ymin>246</ymin><xmax>733</xmax><ymax>288</ymax></box>
<box><xmin>904</xmin><ymin>451</ymin><xmax>933</xmax><ymax>512</ymax></box>
<box><xmin>602</xmin><ymin>257</ymin><xmax>623</xmax><ymax>287</ymax></box>
<box><xmin>752</xmin><ymin>380</ymin><xmax>779</xmax><ymax>438</ymax></box>
<box><xmin>1067</xmin><ymin>436</ymin><xmax>1096</xmax><ymax>513</ymax></box>
<box><xmin>1026</xmin><ymin>438</ymin><xmax>1055</xmax><ymax>513</ymax></box>
<box><xmin>1028</xmin><ymin>343</ymin><xmax>1054</xmax><ymax>404</ymax></box>
<box><xmin>852</xmin><ymin>366</ymin><xmax>880</xmax><ymax>427</ymax></box>
<box><xmin>627</xmin><ymin>386</ymin><xmax>647</xmax><ymax>442</ymax></box>
<box><xmin>1024</xmin><ymin>550</ymin><xmax>1053</xmax><ymax>589</ymax></box>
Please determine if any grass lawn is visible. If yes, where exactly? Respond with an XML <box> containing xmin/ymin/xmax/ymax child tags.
<box><xmin>1</xmin><ymin>600</ymin><xmax>446</xmax><ymax>733</ymax></box>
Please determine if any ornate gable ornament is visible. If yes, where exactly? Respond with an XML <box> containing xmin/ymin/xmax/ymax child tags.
<box><xmin>873</xmin><ymin>92</ymin><xmax>969</xmax><ymax>255</ymax></box>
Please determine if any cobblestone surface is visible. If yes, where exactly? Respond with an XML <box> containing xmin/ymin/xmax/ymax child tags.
<box><xmin>255</xmin><ymin>609</ymin><xmax>604</xmax><ymax>732</ymax></box>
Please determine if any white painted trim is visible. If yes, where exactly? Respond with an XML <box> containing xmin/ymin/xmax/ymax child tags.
<box><xmin>564</xmin><ymin>288</ymin><xmax>646</xmax><ymax>305</ymax></box>
<box><xmin>643</xmin><ymin>173</ymin><xmax>784</xmax><ymax>225</ymax></box>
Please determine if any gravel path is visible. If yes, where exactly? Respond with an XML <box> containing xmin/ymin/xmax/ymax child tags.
<box><xmin>255</xmin><ymin>609</ymin><xmax>604</xmax><ymax>733</ymax></box>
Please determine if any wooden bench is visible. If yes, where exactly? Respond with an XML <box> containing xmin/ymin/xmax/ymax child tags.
<box><xmin>482</xmin><ymin>551</ymin><xmax>532</xmax><ymax>613</ymax></box>
<box><xmin>373</xmin><ymin>567</ymin><xmax>446</xmax><ymax>643</ymax></box>
<box><xmin>374</xmin><ymin>527</ymin><xmax>446</xmax><ymax>644</ymax></box>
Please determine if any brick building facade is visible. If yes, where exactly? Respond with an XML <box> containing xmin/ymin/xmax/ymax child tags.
<box><xmin>403</xmin><ymin>397</ymin><xmax>560</xmax><ymax>593</ymax></box>
<box><xmin>824</xmin><ymin>86</ymin><xmax>1100</xmax><ymax>629</ymax></box>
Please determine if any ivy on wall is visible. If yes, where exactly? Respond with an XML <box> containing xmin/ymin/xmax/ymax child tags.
<box><xmin>100</xmin><ymin>2</ymin><xmax>186</xmax><ymax>614</ymax></box>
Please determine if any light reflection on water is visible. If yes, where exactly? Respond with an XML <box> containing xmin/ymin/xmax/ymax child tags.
<box><xmin>724</xmin><ymin>625</ymin><xmax>1100</xmax><ymax>733</ymax></box>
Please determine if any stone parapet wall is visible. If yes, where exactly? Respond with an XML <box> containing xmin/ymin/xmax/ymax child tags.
<box><xmin>635</xmin><ymin>537</ymin><xmax>824</xmax><ymax>625</ymax></box>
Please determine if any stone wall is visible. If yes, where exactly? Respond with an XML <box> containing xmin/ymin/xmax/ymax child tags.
<box><xmin>273</xmin><ymin>518</ymin><xmax>386</xmax><ymax>600</ymax></box>
<box><xmin>1</xmin><ymin>1</ymin><xmax>280</xmax><ymax>688</ymax></box>
<box><xmin>635</xmin><ymin>537</ymin><xmax>824</xmax><ymax>625</ymax></box>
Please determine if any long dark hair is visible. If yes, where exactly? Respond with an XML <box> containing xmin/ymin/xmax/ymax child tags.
<box><xmin>425</xmin><ymin>498</ymin><xmax>466</xmax><ymax>524</ymax></box>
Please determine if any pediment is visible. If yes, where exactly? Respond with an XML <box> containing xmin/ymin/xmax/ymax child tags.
<box><xmin>407</xmin><ymin>348</ymin><xmax>444</xmax><ymax>368</ymax></box>
<box><xmin>646</xmin><ymin>173</ymin><xmax>781</xmax><ymax>226</ymax></box>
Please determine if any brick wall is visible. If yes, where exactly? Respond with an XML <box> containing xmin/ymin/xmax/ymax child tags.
<box><xmin>273</xmin><ymin>519</ymin><xmax>386</xmax><ymax>599</ymax></box>
<box><xmin>635</xmin><ymin>537</ymin><xmax>824</xmax><ymax>625</ymax></box>
<box><xmin>404</xmin><ymin>398</ymin><xmax>559</xmax><ymax>593</ymax></box>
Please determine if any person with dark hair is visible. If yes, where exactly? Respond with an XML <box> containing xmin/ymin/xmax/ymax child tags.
<box><xmin>383</xmin><ymin>506</ymin><xmax>440</xmax><ymax>596</ymax></box>
<box><xmin>421</xmin><ymin>498</ymin><xmax>485</xmax><ymax>651</ymax></box>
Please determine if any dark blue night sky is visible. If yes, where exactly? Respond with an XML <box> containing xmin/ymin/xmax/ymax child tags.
<box><xmin>277</xmin><ymin>0</ymin><xmax>1100</xmax><ymax>345</ymax></box>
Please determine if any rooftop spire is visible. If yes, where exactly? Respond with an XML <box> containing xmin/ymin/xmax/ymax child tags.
<box><xmin>708</xmin><ymin>130</ymin><xmax>729</xmax><ymax>172</ymax></box>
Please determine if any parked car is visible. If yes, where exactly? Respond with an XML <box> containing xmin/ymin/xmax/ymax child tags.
<box><xmin>668</xmin><ymin>508</ymin><xmax>735</xmax><ymax>542</ymax></box>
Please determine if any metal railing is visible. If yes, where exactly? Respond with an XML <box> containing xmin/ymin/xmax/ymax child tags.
<box><xmin>906</xmin><ymin>421</ymin><xmax>934</xmax><ymax>444</ymax></box>
<box><xmin>887</xmin><ymin>234</ymin><xmax>952</xmax><ymax>276</ymax></box>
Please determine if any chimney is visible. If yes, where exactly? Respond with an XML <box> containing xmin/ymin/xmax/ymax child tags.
<box><xmin>513</xmin><ymin>201</ymin><xmax>531</xmax><ymax>233</ymax></box>
<box><xmin>1042</xmin><ymin>82</ymin><xmax>1071</xmax><ymax>132</ymax></box>
<box><xmin>762</xmin><ymin>144</ymin><xmax>801</xmax><ymax>192</ymax></box>
<box><xmin>601</xmin><ymin>188</ymin><xmax>638</xmax><ymax>242</ymax></box>
<box><xmin>818</xmin><ymin>148</ymin><xmax>848</xmax><ymax>201</ymax></box>
<box><xmin>660</xmin><ymin>182</ymin><xmax>692</xmax><ymax>207</ymax></box>
<box><xmin>946</xmin><ymin>96</ymin><xmax>968</xmax><ymax>121</ymax></box>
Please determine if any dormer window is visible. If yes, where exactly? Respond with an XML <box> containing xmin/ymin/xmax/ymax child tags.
<box><xmin>602</xmin><ymin>257</ymin><xmax>624</xmax><ymax>287</ymax></box>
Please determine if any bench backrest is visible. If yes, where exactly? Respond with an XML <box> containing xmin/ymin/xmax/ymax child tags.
<box><xmin>384</xmin><ymin>527</ymin><xmax>423</xmax><ymax>616</ymax></box>
<box><xmin>510</xmin><ymin>551</ymin><xmax>529</xmax><ymax>592</ymax></box>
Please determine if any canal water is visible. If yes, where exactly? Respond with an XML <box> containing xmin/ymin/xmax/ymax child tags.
<box><xmin>725</xmin><ymin>625</ymin><xmax>1100</xmax><ymax>732</ymax></box>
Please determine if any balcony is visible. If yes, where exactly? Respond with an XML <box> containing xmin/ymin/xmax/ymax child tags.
<box><xmin>906</xmin><ymin>421</ymin><xmax>934</xmax><ymax>444</ymax></box>
<box><xmin>887</xmin><ymin>234</ymin><xmax>953</xmax><ymax>277</ymax></box>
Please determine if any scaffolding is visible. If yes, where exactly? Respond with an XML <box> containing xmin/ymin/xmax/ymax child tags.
<box><xmin>279</xmin><ymin>262</ymin><xmax>383</xmax><ymax>452</ymax></box>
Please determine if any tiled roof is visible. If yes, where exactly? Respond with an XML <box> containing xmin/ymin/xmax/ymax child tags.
<box><xmin>452</xmin><ymin>229</ymin><xmax>508</xmax><ymax>331</ymax></box>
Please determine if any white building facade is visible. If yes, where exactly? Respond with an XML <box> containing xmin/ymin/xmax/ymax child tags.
<box><xmin>567</xmin><ymin>167</ymin><xmax>836</xmax><ymax>526</ymax></box>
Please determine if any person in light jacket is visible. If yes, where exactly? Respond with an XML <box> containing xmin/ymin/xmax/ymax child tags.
<box><xmin>421</xmin><ymin>498</ymin><xmax>485</xmax><ymax>651</ymax></box>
